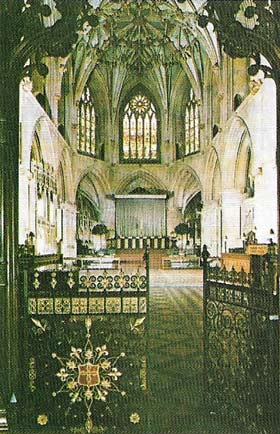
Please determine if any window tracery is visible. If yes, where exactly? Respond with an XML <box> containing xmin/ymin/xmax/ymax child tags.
<box><xmin>185</xmin><ymin>89</ymin><xmax>200</xmax><ymax>155</ymax></box>
<box><xmin>77</xmin><ymin>86</ymin><xmax>96</xmax><ymax>156</ymax></box>
<box><xmin>121</xmin><ymin>94</ymin><xmax>158</xmax><ymax>162</ymax></box>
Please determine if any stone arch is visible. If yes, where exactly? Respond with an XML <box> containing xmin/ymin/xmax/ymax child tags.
<box><xmin>58</xmin><ymin>147</ymin><xmax>74</xmax><ymax>203</ymax></box>
<box><xmin>223</xmin><ymin>116</ymin><xmax>253</xmax><ymax>189</ymax></box>
<box><xmin>182</xmin><ymin>191</ymin><xmax>202</xmax><ymax>221</ymax></box>
<box><xmin>204</xmin><ymin>146</ymin><xmax>222</xmax><ymax>203</ymax></box>
<box><xmin>76</xmin><ymin>175</ymin><xmax>100</xmax><ymax>212</ymax></box>
<box><xmin>30</xmin><ymin>131</ymin><xmax>43</xmax><ymax>168</ymax></box>
<box><xmin>119</xmin><ymin>82</ymin><xmax>162</xmax><ymax>120</ymax></box>
<box><xmin>32</xmin><ymin>116</ymin><xmax>56</xmax><ymax>166</ymax></box>
<box><xmin>75</xmin><ymin>165</ymin><xmax>111</xmax><ymax>215</ymax></box>
<box><xmin>170</xmin><ymin>165</ymin><xmax>202</xmax><ymax>210</ymax></box>
<box><xmin>115</xmin><ymin>170</ymin><xmax>168</xmax><ymax>195</ymax></box>
<box><xmin>234</xmin><ymin>129</ymin><xmax>253</xmax><ymax>194</ymax></box>
<box><xmin>22</xmin><ymin>114</ymin><xmax>56</xmax><ymax>172</ymax></box>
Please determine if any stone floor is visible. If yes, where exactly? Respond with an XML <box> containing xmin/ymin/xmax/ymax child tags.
<box><xmin>150</xmin><ymin>268</ymin><xmax>203</xmax><ymax>288</ymax></box>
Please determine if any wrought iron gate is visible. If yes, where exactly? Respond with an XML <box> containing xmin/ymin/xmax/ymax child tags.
<box><xmin>17</xmin><ymin>252</ymin><xmax>150</xmax><ymax>433</ymax></box>
<box><xmin>202</xmin><ymin>244</ymin><xmax>279</xmax><ymax>433</ymax></box>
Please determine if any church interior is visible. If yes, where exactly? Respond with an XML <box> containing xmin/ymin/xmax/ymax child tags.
<box><xmin>1</xmin><ymin>1</ymin><xmax>280</xmax><ymax>433</ymax></box>
<box><xmin>19</xmin><ymin>8</ymin><xmax>277</xmax><ymax>261</ymax></box>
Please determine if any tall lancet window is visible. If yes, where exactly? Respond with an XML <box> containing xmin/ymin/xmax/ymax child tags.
<box><xmin>185</xmin><ymin>89</ymin><xmax>200</xmax><ymax>155</ymax></box>
<box><xmin>77</xmin><ymin>86</ymin><xmax>96</xmax><ymax>156</ymax></box>
<box><xmin>121</xmin><ymin>94</ymin><xmax>159</xmax><ymax>162</ymax></box>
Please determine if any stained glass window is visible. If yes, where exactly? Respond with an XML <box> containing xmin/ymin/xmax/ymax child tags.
<box><xmin>77</xmin><ymin>86</ymin><xmax>96</xmax><ymax>156</ymax></box>
<box><xmin>185</xmin><ymin>90</ymin><xmax>200</xmax><ymax>155</ymax></box>
<box><xmin>121</xmin><ymin>94</ymin><xmax>158</xmax><ymax>162</ymax></box>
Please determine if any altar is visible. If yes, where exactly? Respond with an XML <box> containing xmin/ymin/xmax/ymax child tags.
<box><xmin>77</xmin><ymin>255</ymin><xmax>120</xmax><ymax>269</ymax></box>
<box><xmin>162</xmin><ymin>254</ymin><xmax>200</xmax><ymax>270</ymax></box>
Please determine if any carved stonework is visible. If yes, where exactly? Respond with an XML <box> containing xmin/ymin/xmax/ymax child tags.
<box><xmin>249</xmin><ymin>79</ymin><xmax>263</xmax><ymax>95</ymax></box>
<box><xmin>21</xmin><ymin>77</ymin><xmax>33</xmax><ymax>92</ymax></box>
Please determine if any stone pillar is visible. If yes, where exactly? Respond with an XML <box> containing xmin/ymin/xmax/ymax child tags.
<box><xmin>253</xmin><ymin>165</ymin><xmax>277</xmax><ymax>244</ymax></box>
<box><xmin>166</xmin><ymin>197</ymin><xmax>182</xmax><ymax>236</ymax></box>
<box><xmin>201</xmin><ymin>201</ymin><xmax>221</xmax><ymax>257</ymax></box>
<box><xmin>60</xmin><ymin>203</ymin><xmax>77</xmax><ymax>258</ymax></box>
<box><xmin>102</xmin><ymin>198</ymin><xmax>115</xmax><ymax>230</ymax></box>
<box><xmin>221</xmin><ymin>190</ymin><xmax>243</xmax><ymax>251</ymax></box>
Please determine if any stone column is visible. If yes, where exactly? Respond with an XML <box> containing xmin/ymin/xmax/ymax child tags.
<box><xmin>60</xmin><ymin>203</ymin><xmax>77</xmax><ymax>259</ymax></box>
<box><xmin>201</xmin><ymin>201</ymin><xmax>221</xmax><ymax>257</ymax></box>
<box><xmin>166</xmin><ymin>197</ymin><xmax>182</xmax><ymax>236</ymax></box>
<box><xmin>221</xmin><ymin>190</ymin><xmax>243</xmax><ymax>251</ymax></box>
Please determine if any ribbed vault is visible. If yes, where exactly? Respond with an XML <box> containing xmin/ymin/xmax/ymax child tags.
<box><xmin>72</xmin><ymin>0</ymin><xmax>219</xmax><ymax>102</ymax></box>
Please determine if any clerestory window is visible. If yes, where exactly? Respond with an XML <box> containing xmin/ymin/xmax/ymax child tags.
<box><xmin>77</xmin><ymin>86</ymin><xmax>96</xmax><ymax>156</ymax></box>
<box><xmin>121</xmin><ymin>93</ymin><xmax>159</xmax><ymax>162</ymax></box>
<box><xmin>185</xmin><ymin>89</ymin><xmax>200</xmax><ymax>155</ymax></box>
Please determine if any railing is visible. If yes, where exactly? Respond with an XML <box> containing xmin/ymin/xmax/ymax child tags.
<box><xmin>18</xmin><ymin>249</ymin><xmax>150</xmax><ymax>433</ymax></box>
<box><xmin>19</xmin><ymin>245</ymin><xmax>62</xmax><ymax>268</ymax></box>
<box><xmin>21</xmin><ymin>248</ymin><xmax>150</xmax><ymax>316</ymax></box>
<box><xmin>111</xmin><ymin>236</ymin><xmax>171</xmax><ymax>250</ymax></box>
<box><xmin>201</xmin><ymin>243</ymin><xmax>279</xmax><ymax>431</ymax></box>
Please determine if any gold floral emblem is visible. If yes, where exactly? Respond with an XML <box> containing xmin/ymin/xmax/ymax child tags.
<box><xmin>78</xmin><ymin>363</ymin><xmax>100</xmax><ymax>387</ymax></box>
<box><xmin>130</xmin><ymin>412</ymin><xmax>140</xmax><ymax>424</ymax></box>
<box><xmin>37</xmin><ymin>414</ymin><xmax>48</xmax><ymax>425</ymax></box>
<box><xmin>52</xmin><ymin>317</ymin><xmax>125</xmax><ymax>433</ymax></box>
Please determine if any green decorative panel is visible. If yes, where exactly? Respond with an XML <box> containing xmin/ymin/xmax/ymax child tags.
<box><xmin>20</xmin><ymin>315</ymin><xmax>148</xmax><ymax>433</ymax></box>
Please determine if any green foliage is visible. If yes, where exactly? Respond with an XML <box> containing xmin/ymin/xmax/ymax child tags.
<box><xmin>174</xmin><ymin>223</ymin><xmax>188</xmax><ymax>235</ymax></box>
<box><xmin>0</xmin><ymin>0</ymin><xmax>93</xmax><ymax>78</ymax></box>
<box><xmin>92</xmin><ymin>224</ymin><xmax>108</xmax><ymax>235</ymax></box>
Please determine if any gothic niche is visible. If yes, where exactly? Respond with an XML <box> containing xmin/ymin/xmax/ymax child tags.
<box><xmin>30</xmin><ymin>132</ymin><xmax>58</xmax><ymax>255</ymax></box>
<box><xmin>76</xmin><ymin>192</ymin><xmax>100</xmax><ymax>255</ymax></box>
<box><xmin>183</xmin><ymin>192</ymin><xmax>202</xmax><ymax>254</ymax></box>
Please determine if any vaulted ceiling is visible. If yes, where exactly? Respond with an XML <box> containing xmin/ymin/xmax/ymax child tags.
<box><xmin>67</xmin><ymin>0</ymin><xmax>219</xmax><ymax>109</ymax></box>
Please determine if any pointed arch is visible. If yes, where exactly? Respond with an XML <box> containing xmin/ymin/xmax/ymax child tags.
<box><xmin>170</xmin><ymin>165</ymin><xmax>202</xmax><ymax>209</ymax></box>
<box><xmin>58</xmin><ymin>147</ymin><xmax>75</xmax><ymax>203</ymax></box>
<box><xmin>115</xmin><ymin>170</ymin><xmax>168</xmax><ymax>195</ymax></box>
<box><xmin>223</xmin><ymin>116</ymin><xmax>253</xmax><ymax>190</ymax></box>
<box><xmin>75</xmin><ymin>165</ymin><xmax>111</xmax><ymax>214</ymax></box>
<box><xmin>234</xmin><ymin>129</ymin><xmax>254</xmax><ymax>195</ymax></box>
<box><xmin>204</xmin><ymin>146</ymin><xmax>221</xmax><ymax>203</ymax></box>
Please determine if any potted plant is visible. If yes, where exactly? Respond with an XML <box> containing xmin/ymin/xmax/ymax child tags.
<box><xmin>174</xmin><ymin>223</ymin><xmax>189</xmax><ymax>251</ymax></box>
<box><xmin>92</xmin><ymin>223</ymin><xmax>108</xmax><ymax>252</ymax></box>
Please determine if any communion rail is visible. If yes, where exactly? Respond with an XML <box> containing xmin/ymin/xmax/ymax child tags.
<box><xmin>109</xmin><ymin>235</ymin><xmax>172</xmax><ymax>250</ymax></box>
<box><xmin>20</xmin><ymin>249</ymin><xmax>150</xmax><ymax>316</ymax></box>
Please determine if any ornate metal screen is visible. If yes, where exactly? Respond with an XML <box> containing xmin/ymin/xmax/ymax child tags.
<box><xmin>202</xmin><ymin>245</ymin><xmax>279</xmax><ymax>432</ymax></box>
<box><xmin>18</xmin><ymin>257</ymin><xmax>149</xmax><ymax>433</ymax></box>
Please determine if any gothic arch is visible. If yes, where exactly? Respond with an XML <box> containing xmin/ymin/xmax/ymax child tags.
<box><xmin>115</xmin><ymin>170</ymin><xmax>168</xmax><ymax>195</ymax></box>
<box><xmin>22</xmin><ymin>115</ymin><xmax>56</xmax><ymax>171</ymax></box>
<box><xmin>170</xmin><ymin>165</ymin><xmax>202</xmax><ymax>209</ymax></box>
<box><xmin>234</xmin><ymin>129</ymin><xmax>253</xmax><ymax>194</ymax></box>
<box><xmin>58</xmin><ymin>148</ymin><xmax>75</xmax><ymax>204</ymax></box>
<box><xmin>223</xmin><ymin>116</ymin><xmax>253</xmax><ymax>189</ymax></box>
<box><xmin>119</xmin><ymin>83</ymin><xmax>162</xmax><ymax>120</ymax></box>
<box><xmin>204</xmin><ymin>146</ymin><xmax>221</xmax><ymax>203</ymax></box>
<box><xmin>75</xmin><ymin>165</ymin><xmax>111</xmax><ymax>213</ymax></box>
